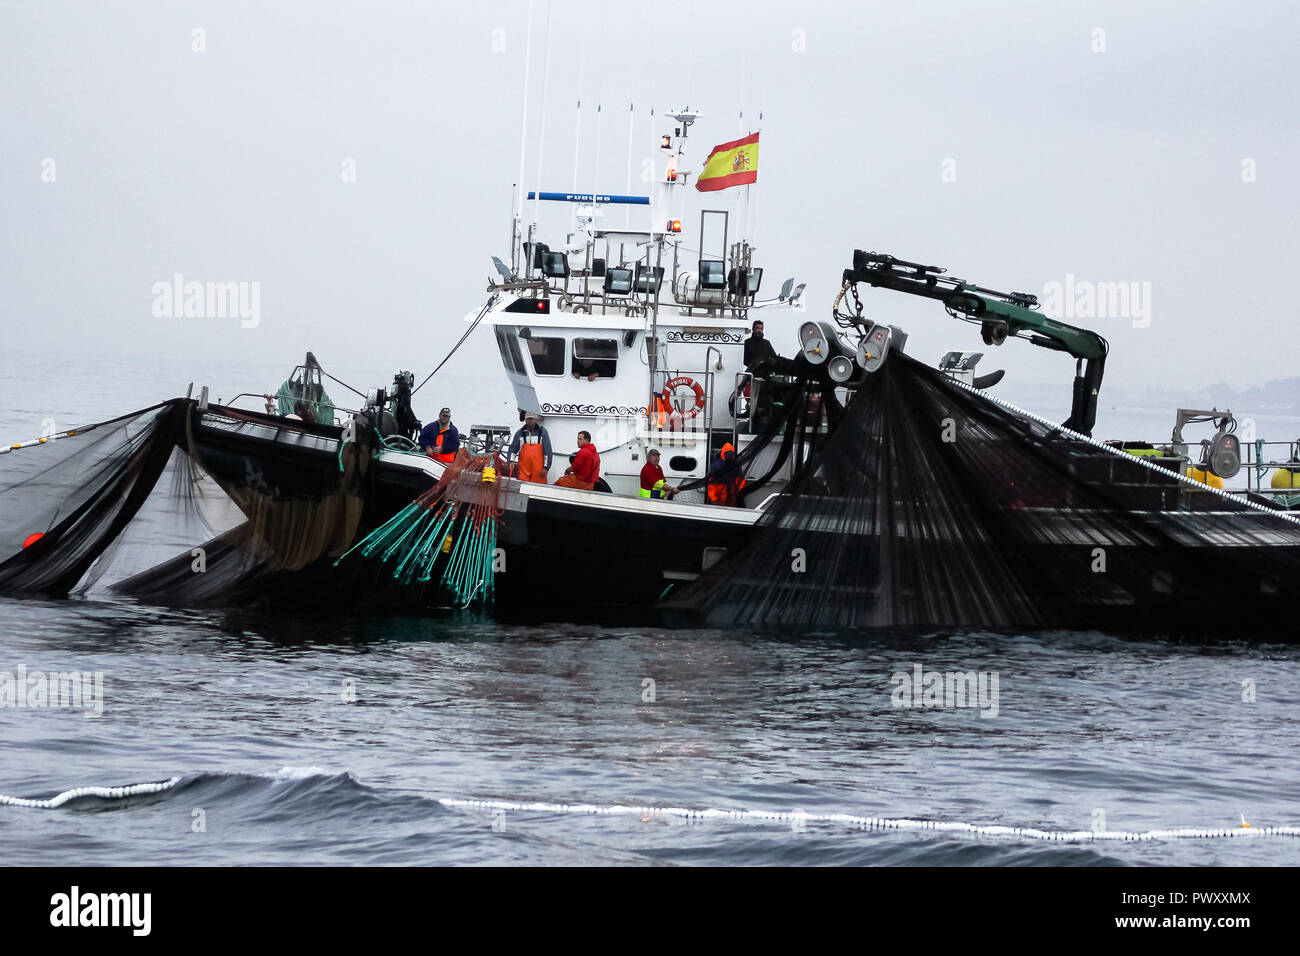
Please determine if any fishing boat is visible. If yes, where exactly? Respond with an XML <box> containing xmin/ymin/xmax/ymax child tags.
<box><xmin>4</xmin><ymin>99</ymin><xmax>1300</xmax><ymax>633</ymax></box>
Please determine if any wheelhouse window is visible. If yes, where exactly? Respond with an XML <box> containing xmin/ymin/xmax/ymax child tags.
<box><xmin>527</xmin><ymin>336</ymin><xmax>566</xmax><ymax>376</ymax></box>
<box><xmin>495</xmin><ymin>327</ymin><xmax>524</xmax><ymax>374</ymax></box>
<box><xmin>572</xmin><ymin>338</ymin><xmax>618</xmax><ymax>379</ymax></box>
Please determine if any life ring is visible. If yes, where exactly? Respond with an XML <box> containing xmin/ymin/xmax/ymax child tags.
<box><xmin>663</xmin><ymin>376</ymin><xmax>707</xmax><ymax>419</ymax></box>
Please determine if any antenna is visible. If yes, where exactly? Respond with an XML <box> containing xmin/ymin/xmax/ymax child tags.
<box><xmin>580</xmin><ymin>103</ymin><xmax>600</xmax><ymax>235</ymax></box>
<box><xmin>574</xmin><ymin>99</ymin><xmax>585</xmax><ymax>192</ymax></box>
<box><xmin>624</xmin><ymin>101</ymin><xmax>634</xmax><ymax>228</ymax></box>
<box><xmin>515</xmin><ymin>0</ymin><xmax>535</xmax><ymax>224</ymax></box>
<box><xmin>530</xmin><ymin>0</ymin><xmax>553</xmax><ymax>227</ymax></box>
<box><xmin>570</xmin><ymin>12</ymin><xmax>586</xmax><ymax>194</ymax></box>
<box><xmin>646</xmin><ymin>106</ymin><xmax>655</xmax><ymax>237</ymax></box>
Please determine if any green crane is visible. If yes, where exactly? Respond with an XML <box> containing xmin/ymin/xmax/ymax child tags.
<box><xmin>842</xmin><ymin>250</ymin><xmax>1109</xmax><ymax>436</ymax></box>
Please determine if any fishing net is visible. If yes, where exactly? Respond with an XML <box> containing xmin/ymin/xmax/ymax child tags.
<box><xmin>109</xmin><ymin>414</ymin><xmax>373</xmax><ymax>607</ymax></box>
<box><xmin>0</xmin><ymin>402</ymin><xmax>188</xmax><ymax>596</ymax></box>
<box><xmin>333</xmin><ymin>452</ymin><xmax>506</xmax><ymax>609</ymax></box>
<box><xmin>671</xmin><ymin>353</ymin><xmax>1300</xmax><ymax>634</ymax></box>
<box><xmin>0</xmin><ymin>399</ymin><xmax>387</xmax><ymax>608</ymax></box>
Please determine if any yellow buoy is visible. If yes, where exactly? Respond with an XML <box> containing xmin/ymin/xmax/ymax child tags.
<box><xmin>1271</xmin><ymin>468</ymin><xmax>1300</xmax><ymax>490</ymax></box>
<box><xmin>1187</xmin><ymin>467</ymin><xmax>1224</xmax><ymax>489</ymax></box>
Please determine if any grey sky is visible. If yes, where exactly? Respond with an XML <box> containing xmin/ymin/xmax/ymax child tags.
<box><xmin>2</xmin><ymin>0</ymin><xmax>1296</xmax><ymax>413</ymax></box>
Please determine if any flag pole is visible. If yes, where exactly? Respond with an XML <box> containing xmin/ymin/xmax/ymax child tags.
<box><xmin>751</xmin><ymin>111</ymin><xmax>763</xmax><ymax>249</ymax></box>
<box><xmin>648</xmin><ymin>106</ymin><xmax>656</xmax><ymax>238</ymax></box>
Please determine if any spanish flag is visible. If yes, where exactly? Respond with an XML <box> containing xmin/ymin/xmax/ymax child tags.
<box><xmin>695</xmin><ymin>132</ymin><xmax>759</xmax><ymax>192</ymax></box>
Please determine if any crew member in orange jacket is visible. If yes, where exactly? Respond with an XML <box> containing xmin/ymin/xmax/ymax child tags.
<box><xmin>555</xmin><ymin>431</ymin><xmax>601</xmax><ymax>490</ymax></box>
<box><xmin>706</xmin><ymin>442</ymin><xmax>746</xmax><ymax>506</ymax></box>
<box><xmin>508</xmin><ymin>410</ymin><xmax>552</xmax><ymax>483</ymax></box>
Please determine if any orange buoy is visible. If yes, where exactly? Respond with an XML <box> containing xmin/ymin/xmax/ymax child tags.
<box><xmin>22</xmin><ymin>532</ymin><xmax>44</xmax><ymax>549</ymax></box>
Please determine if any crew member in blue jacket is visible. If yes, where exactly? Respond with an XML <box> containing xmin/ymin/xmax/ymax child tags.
<box><xmin>418</xmin><ymin>407</ymin><xmax>459</xmax><ymax>462</ymax></box>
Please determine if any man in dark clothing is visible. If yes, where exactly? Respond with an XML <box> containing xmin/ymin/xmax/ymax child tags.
<box><xmin>741</xmin><ymin>320</ymin><xmax>786</xmax><ymax>432</ymax></box>
<box><xmin>743</xmin><ymin>320</ymin><xmax>778</xmax><ymax>371</ymax></box>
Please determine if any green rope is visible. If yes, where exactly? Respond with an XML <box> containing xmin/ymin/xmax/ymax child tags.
<box><xmin>275</xmin><ymin>380</ymin><xmax>335</xmax><ymax>424</ymax></box>
<box><xmin>336</xmin><ymin>465</ymin><xmax>501</xmax><ymax>608</ymax></box>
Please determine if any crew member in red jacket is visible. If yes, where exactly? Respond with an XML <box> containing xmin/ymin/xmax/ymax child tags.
<box><xmin>555</xmin><ymin>430</ymin><xmax>601</xmax><ymax>490</ymax></box>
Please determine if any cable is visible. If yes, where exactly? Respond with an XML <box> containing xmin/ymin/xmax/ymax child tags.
<box><xmin>413</xmin><ymin>296</ymin><xmax>499</xmax><ymax>395</ymax></box>
<box><xmin>319</xmin><ymin>367</ymin><xmax>367</xmax><ymax>400</ymax></box>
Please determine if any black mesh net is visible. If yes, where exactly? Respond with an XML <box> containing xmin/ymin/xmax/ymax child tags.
<box><xmin>0</xmin><ymin>400</ymin><xmax>376</xmax><ymax>608</ymax></box>
<box><xmin>6</xmin><ymin>368</ymin><xmax>1300</xmax><ymax>633</ymax></box>
<box><xmin>670</xmin><ymin>353</ymin><xmax>1300</xmax><ymax>634</ymax></box>
<box><xmin>0</xmin><ymin>402</ymin><xmax>187</xmax><ymax>596</ymax></box>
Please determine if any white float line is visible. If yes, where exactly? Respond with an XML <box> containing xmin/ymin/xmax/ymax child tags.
<box><xmin>1</xmin><ymin>429</ymin><xmax>85</xmax><ymax>454</ymax></box>
<box><xmin>0</xmin><ymin>777</ymin><xmax>182</xmax><ymax>809</ymax></box>
<box><xmin>439</xmin><ymin>798</ymin><xmax>1300</xmax><ymax>841</ymax></box>
<box><xmin>945</xmin><ymin>373</ymin><xmax>1300</xmax><ymax>526</ymax></box>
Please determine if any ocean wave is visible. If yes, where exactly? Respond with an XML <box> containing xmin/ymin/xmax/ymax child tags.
<box><xmin>5</xmin><ymin>773</ymin><xmax>1296</xmax><ymax>846</ymax></box>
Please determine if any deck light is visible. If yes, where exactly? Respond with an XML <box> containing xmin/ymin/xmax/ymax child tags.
<box><xmin>604</xmin><ymin>267</ymin><xmax>634</xmax><ymax>295</ymax></box>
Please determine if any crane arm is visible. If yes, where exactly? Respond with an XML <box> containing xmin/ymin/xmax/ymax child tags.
<box><xmin>842</xmin><ymin>251</ymin><xmax>1109</xmax><ymax>436</ymax></box>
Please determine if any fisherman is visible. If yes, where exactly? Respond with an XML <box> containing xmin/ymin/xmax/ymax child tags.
<box><xmin>508</xmin><ymin>410</ymin><xmax>553</xmax><ymax>484</ymax></box>
<box><xmin>639</xmin><ymin>448</ymin><xmax>678</xmax><ymax>500</ymax></box>
<box><xmin>572</xmin><ymin>358</ymin><xmax>601</xmax><ymax>381</ymax></box>
<box><xmin>743</xmin><ymin>320</ymin><xmax>777</xmax><ymax>371</ymax></box>
<box><xmin>742</xmin><ymin>320</ymin><xmax>785</xmax><ymax>431</ymax></box>
<box><xmin>418</xmin><ymin>407</ymin><xmax>459</xmax><ymax>463</ymax></box>
<box><xmin>555</xmin><ymin>430</ymin><xmax>601</xmax><ymax>490</ymax></box>
<box><xmin>287</xmin><ymin>399</ymin><xmax>316</xmax><ymax>424</ymax></box>
<box><xmin>706</xmin><ymin>442</ymin><xmax>746</xmax><ymax>506</ymax></box>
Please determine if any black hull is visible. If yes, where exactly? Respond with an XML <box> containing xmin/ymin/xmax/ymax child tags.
<box><xmin>183</xmin><ymin>405</ymin><xmax>1300</xmax><ymax>638</ymax></box>
<box><xmin>184</xmin><ymin>405</ymin><xmax>755</xmax><ymax>617</ymax></box>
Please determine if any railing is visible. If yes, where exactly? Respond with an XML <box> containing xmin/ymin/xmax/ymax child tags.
<box><xmin>1242</xmin><ymin>439</ymin><xmax>1300</xmax><ymax>497</ymax></box>
<box><xmin>1107</xmin><ymin>438</ymin><xmax>1300</xmax><ymax>505</ymax></box>
<box><xmin>731</xmin><ymin>371</ymin><xmax>753</xmax><ymax>449</ymax></box>
<box><xmin>647</xmin><ymin>368</ymin><xmax>714</xmax><ymax>481</ymax></box>
<box><xmin>219</xmin><ymin>392</ymin><xmax>360</xmax><ymax>429</ymax></box>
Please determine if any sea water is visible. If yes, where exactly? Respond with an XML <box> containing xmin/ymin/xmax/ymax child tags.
<box><xmin>1</xmin><ymin>350</ymin><xmax>1298</xmax><ymax>865</ymax></box>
